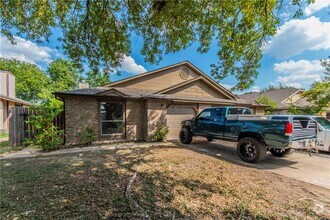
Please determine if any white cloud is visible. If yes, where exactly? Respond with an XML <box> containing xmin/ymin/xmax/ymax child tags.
<box><xmin>0</xmin><ymin>35</ymin><xmax>56</xmax><ymax>65</ymax></box>
<box><xmin>221</xmin><ymin>83</ymin><xmax>234</xmax><ymax>90</ymax></box>
<box><xmin>273</xmin><ymin>59</ymin><xmax>325</xmax><ymax>88</ymax></box>
<box><xmin>264</xmin><ymin>17</ymin><xmax>330</xmax><ymax>59</ymax></box>
<box><xmin>252</xmin><ymin>86</ymin><xmax>261</xmax><ymax>92</ymax></box>
<box><xmin>117</xmin><ymin>55</ymin><xmax>146</xmax><ymax>74</ymax></box>
<box><xmin>305</xmin><ymin>0</ymin><xmax>330</xmax><ymax>16</ymax></box>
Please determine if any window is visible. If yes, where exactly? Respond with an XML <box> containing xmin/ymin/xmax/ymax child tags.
<box><xmin>271</xmin><ymin>116</ymin><xmax>289</xmax><ymax>120</ymax></box>
<box><xmin>213</xmin><ymin>108</ymin><xmax>226</xmax><ymax>121</ymax></box>
<box><xmin>228</xmin><ymin>107</ymin><xmax>252</xmax><ymax>115</ymax></box>
<box><xmin>197</xmin><ymin>109</ymin><xmax>212</xmax><ymax>121</ymax></box>
<box><xmin>100</xmin><ymin>102</ymin><xmax>124</xmax><ymax>135</ymax></box>
<box><xmin>313</xmin><ymin>117</ymin><xmax>330</xmax><ymax>130</ymax></box>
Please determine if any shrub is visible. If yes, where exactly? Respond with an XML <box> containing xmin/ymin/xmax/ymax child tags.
<box><xmin>76</xmin><ymin>127</ymin><xmax>97</xmax><ymax>145</ymax></box>
<box><xmin>153</xmin><ymin>124</ymin><xmax>169</xmax><ymax>141</ymax></box>
<box><xmin>27</xmin><ymin>101</ymin><xmax>64</xmax><ymax>151</ymax></box>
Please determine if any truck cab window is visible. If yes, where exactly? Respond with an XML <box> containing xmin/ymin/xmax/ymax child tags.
<box><xmin>197</xmin><ymin>109</ymin><xmax>212</xmax><ymax>121</ymax></box>
<box><xmin>213</xmin><ymin>108</ymin><xmax>225</xmax><ymax>121</ymax></box>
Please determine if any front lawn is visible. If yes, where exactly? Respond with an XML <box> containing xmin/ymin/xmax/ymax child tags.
<box><xmin>0</xmin><ymin>146</ymin><xmax>329</xmax><ymax>219</ymax></box>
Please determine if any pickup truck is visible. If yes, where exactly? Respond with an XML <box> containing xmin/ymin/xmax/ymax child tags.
<box><xmin>270</xmin><ymin>115</ymin><xmax>330</xmax><ymax>152</ymax></box>
<box><xmin>180</xmin><ymin>106</ymin><xmax>317</xmax><ymax>163</ymax></box>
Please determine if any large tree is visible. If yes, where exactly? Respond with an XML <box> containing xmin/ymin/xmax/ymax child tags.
<box><xmin>46</xmin><ymin>58</ymin><xmax>80</xmax><ymax>92</ymax></box>
<box><xmin>256</xmin><ymin>95</ymin><xmax>278</xmax><ymax>115</ymax></box>
<box><xmin>302</xmin><ymin>58</ymin><xmax>330</xmax><ymax>114</ymax></box>
<box><xmin>82</xmin><ymin>70</ymin><xmax>111</xmax><ymax>87</ymax></box>
<box><xmin>0</xmin><ymin>0</ymin><xmax>313</xmax><ymax>90</ymax></box>
<box><xmin>0</xmin><ymin>58</ymin><xmax>50</xmax><ymax>103</ymax></box>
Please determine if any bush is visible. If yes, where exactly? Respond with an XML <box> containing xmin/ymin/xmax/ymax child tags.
<box><xmin>76</xmin><ymin>127</ymin><xmax>97</xmax><ymax>145</ymax></box>
<box><xmin>153</xmin><ymin>124</ymin><xmax>169</xmax><ymax>141</ymax></box>
<box><xmin>27</xmin><ymin>101</ymin><xmax>64</xmax><ymax>151</ymax></box>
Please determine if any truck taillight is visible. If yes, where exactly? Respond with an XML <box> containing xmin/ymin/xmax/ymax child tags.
<box><xmin>285</xmin><ymin>122</ymin><xmax>293</xmax><ymax>136</ymax></box>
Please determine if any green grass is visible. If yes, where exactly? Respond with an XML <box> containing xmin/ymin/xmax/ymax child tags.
<box><xmin>0</xmin><ymin>140</ymin><xmax>25</xmax><ymax>156</ymax></box>
<box><xmin>0</xmin><ymin>132</ymin><xmax>8</xmax><ymax>139</ymax></box>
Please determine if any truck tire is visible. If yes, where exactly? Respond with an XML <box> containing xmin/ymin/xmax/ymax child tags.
<box><xmin>179</xmin><ymin>127</ymin><xmax>193</xmax><ymax>144</ymax></box>
<box><xmin>179</xmin><ymin>127</ymin><xmax>192</xmax><ymax>144</ymax></box>
<box><xmin>206</xmin><ymin>137</ymin><xmax>214</xmax><ymax>142</ymax></box>
<box><xmin>270</xmin><ymin>148</ymin><xmax>292</xmax><ymax>157</ymax></box>
<box><xmin>237</xmin><ymin>137</ymin><xmax>267</xmax><ymax>163</ymax></box>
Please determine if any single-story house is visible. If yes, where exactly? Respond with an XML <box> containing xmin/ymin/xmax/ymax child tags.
<box><xmin>0</xmin><ymin>70</ymin><xmax>31</xmax><ymax>131</ymax></box>
<box><xmin>239</xmin><ymin>88</ymin><xmax>318</xmax><ymax>115</ymax></box>
<box><xmin>55</xmin><ymin>61</ymin><xmax>266</xmax><ymax>144</ymax></box>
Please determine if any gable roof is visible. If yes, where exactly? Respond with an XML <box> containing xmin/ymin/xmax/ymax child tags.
<box><xmin>238</xmin><ymin>88</ymin><xmax>309</xmax><ymax>107</ymax></box>
<box><xmin>103</xmin><ymin>61</ymin><xmax>237</xmax><ymax>100</ymax></box>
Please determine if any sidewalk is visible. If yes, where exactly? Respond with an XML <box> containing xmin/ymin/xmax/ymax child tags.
<box><xmin>0</xmin><ymin>141</ymin><xmax>176</xmax><ymax>160</ymax></box>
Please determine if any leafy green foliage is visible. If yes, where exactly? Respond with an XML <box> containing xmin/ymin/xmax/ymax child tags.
<box><xmin>320</xmin><ymin>57</ymin><xmax>330</xmax><ymax>81</ymax></box>
<box><xmin>261</xmin><ymin>83</ymin><xmax>293</xmax><ymax>92</ymax></box>
<box><xmin>83</xmin><ymin>70</ymin><xmax>111</xmax><ymax>87</ymax></box>
<box><xmin>302</xmin><ymin>58</ymin><xmax>330</xmax><ymax>114</ymax></box>
<box><xmin>0</xmin><ymin>58</ymin><xmax>50</xmax><ymax>103</ymax></box>
<box><xmin>153</xmin><ymin>124</ymin><xmax>169</xmax><ymax>141</ymax></box>
<box><xmin>46</xmin><ymin>58</ymin><xmax>80</xmax><ymax>92</ymax></box>
<box><xmin>302</xmin><ymin>81</ymin><xmax>330</xmax><ymax>114</ymax></box>
<box><xmin>26</xmin><ymin>101</ymin><xmax>64</xmax><ymax>151</ymax></box>
<box><xmin>0</xmin><ymin>0</ymin><xmax>312</xmax><ymax>90</ymax></box>
<box><xmin>0</xmin><ymin>58</ymin><xmax>85</xmax><ymax>103</ymax></box>
<box><xmin>256</xmin><ymin>96</ymin><xmax>278</xmax><ymax>115</ymax></box>
<box><xmin>287</xmin><ymin>105</ymin><xmax>304</xmax><ymax>114</ymax></box>
<box><xmin>76</xmin><ymin>127</ymin><xmax>97</xmax><ymax>145</ymax></box>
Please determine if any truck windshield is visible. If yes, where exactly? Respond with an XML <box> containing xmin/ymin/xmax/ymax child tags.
<box><xmin>228</xmin><ymin>108</ymin><xmax>252</xmax><ymax>115</ymax></box>
<box><xmin>312</xmin><ymin>117</ymin><xmax>330</xmax><ymax>130</ymax></box>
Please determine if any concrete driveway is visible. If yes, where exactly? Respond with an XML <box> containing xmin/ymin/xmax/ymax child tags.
<box><xmin>170</xmin><ymin>138</ymin><xmax>330</xmax><ymax>190</ymax></box>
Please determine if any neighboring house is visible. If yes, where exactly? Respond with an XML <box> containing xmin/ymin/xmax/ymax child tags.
<box><xmin>0</xmin><ymin>70</ymin><xmax>31</xmax><ymax>131</ymax></box>
<box><xmin>239</xmin><ymin>88</ymin><xmax>312</xmax><ymax>115</ymax></box>
<box><xmin>55</xmin><ymin>61</ymin><xmax>266</xmax><ymax>144</ymax></box>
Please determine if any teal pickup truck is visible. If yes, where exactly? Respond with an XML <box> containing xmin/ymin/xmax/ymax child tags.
<box><xmin>180</xmin><ymin>106</ymin><xmax>317</xmax><ymax>163</ymax></box>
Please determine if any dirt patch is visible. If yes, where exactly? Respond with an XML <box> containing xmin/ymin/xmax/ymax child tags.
<box><xmin>0</xmin><ymin>145</ymin><xmax>329</xmax><ymax>219</ymax></box>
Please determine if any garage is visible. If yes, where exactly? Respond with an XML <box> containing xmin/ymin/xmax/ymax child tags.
<box><xmin>167</xmin><ymin>105</ymin><xmax>196</xmax><ymax>139</ymax></box>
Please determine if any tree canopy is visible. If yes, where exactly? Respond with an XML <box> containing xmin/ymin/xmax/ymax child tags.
<box><xmin>256</xmin><ymin>95</ymin><xmax>278</xmax><ymax>115</ymax></box>
<box><xmin>46</xmin><ymin>58</ymin><xmax>80</xmax><ymax>92</ymax></box>
<box><xmin>0</xmin><ymin>0</ymin><xmax>313</xmax><ymax>90</ymax></box>
<box><xmin>0</xmin><ymin>58</ymin><xmax>50</xmax><ymax>103</ymax></box>
<box><xmin>0</xmin><ymin>58</ymin><xmax>109</xmax><ymax>103</ymax></box>
<box><xmin>302</xmin><ymin>58</ymin><xmax>330</xmax><ymax>114</ymax></box>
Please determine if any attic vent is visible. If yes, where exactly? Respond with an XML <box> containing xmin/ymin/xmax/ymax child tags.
<box><xmin>179</xmin><ymin>67</ymin><xmax>190</xmax><ymax>80</ymax></box>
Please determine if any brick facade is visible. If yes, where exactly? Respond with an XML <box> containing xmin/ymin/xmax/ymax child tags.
<box><xmin>146</xmin><ymin>99</ymin><xmax>168</xmax><ymax>141</ymax></box>
<box><xmin>64</xmin><ymin>96</ymin><xmax>170</xmax><ymax>144</ymax></box>
<box><xmin>65</xmin><ymin>96</ymin><xmax>98</xmax><ymax>144</ymax></box>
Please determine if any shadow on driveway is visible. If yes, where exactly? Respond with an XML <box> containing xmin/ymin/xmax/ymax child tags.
<box><xmin>168</xmin><ymin>137</ymin><xmax>330</xmax><ymax>189</ymax></box>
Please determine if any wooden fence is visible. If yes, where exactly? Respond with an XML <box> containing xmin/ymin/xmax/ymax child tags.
<box><xmin>9</xmin><ymin>107</ymin><xmax>65</xmax><ymax>147</ymax></box>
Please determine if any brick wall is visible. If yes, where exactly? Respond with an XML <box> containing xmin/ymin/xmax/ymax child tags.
<box><xmin>146</xmin><ymin>99</ymin><xmax>168</xmax><ymax>141</ymax></box>
<box><xmin>126</xmin><ymin>100</ymin><xmax>147</xmax><ymax>140</ymax></box>
<box><xmin>65</xmin><ymin>96</ymin><xmax>98</xmax><ymax>144</ymax></box>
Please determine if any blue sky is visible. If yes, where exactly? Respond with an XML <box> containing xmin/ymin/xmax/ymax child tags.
<box><xmin>0</xmin><ymin>0</ymin><xmax>329</xmax><ymax>94</ymax></box>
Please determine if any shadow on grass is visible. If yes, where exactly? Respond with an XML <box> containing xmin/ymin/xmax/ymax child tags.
<box><xmin>0</xmin><ymin>145</ymin><xmax>323</xmax><ymax>219</ymax></box>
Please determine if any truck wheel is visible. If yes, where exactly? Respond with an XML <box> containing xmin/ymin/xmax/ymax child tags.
<box><xmin>179</xmin><ymin>127</ymin><xmax>193</xmax><ymax>144</ymax></box>
<box><xmin>237</xmin><ymin>137</ymin><xmax>267</xmax><ymax>163</ymax></box>
<box><xmin>206</xmin><ymin>137</ymin><xmax>214</xmax><ymax>142</ymax></box>
<box><xmin>270</xmin><ymin>148</ymin><xmax>292</xmax><ymax>157</ymax></box>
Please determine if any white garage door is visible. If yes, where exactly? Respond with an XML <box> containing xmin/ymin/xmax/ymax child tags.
<box><xmin>167</xmin><ymin>105</ymin><xmax>196</xmax><ymax>139</ymax></box>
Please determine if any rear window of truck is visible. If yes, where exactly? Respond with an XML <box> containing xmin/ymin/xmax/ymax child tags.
<box><xmin>227</xmin><ymin>108</ymin><xmax>252</xmax><ymax>115</ymax></box>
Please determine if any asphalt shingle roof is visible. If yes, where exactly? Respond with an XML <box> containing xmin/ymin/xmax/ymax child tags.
<box><xmin>239</xmin><ymin>88</ymin><xmax>297</xmax><ymax>106</ymax></box>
